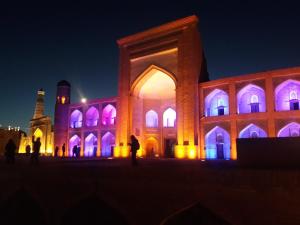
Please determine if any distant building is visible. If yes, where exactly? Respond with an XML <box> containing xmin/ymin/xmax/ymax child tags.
<box><xmin>54</xmin><ymin>15</ymin><xmax>300</xmax><ymax>160</ymax></box>
<box><xmin>19</xmin><ymin>89</ymin><xmax>53</xmax><ymax>155</ymax></box>
<box><xmin>0</xmin><ymin>127</ymin><xmax>24</xmax><ymax>155</ymax></box>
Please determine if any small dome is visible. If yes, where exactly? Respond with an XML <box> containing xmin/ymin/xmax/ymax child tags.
<box><xmin>57</xmin><ymin>80</ymin><xmax>71</xmax><ymax>87</ymax></box>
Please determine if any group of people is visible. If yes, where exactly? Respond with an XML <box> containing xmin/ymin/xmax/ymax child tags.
<box><xmin>4</xmin><ymin>136</ymin><xmax>41</xmax><ymax>165</ymax></box>
<box><xmin>4</xmin><ymin>134</ymin><xmax>140</xmax><ymax>166</ymax></box>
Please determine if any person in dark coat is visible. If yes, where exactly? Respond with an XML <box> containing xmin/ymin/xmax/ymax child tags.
<box><xmin>129</xmin><ymin>135</ymin><xmax>140</xmax><ymax>166</ymax></box>
<box><xmin>72</xmin><ymin>145</ymin><xmax>77</xmax><ymax>157</ymax></box>
<box><xmin>54</xmin><ymin>146</ymin><xmax>59</xmax><ymax>157</ymax></box>
<box><xmin>25</xmin><ymin>145</ymin><xmax>31</xmax><ymax>156</ymax></box>
<box><xmin>31</xmin><ymin>136</ymin><xmax>41</xmax><ymax>165</ymax></box>
<box><xmin>5</xmin><ymin>139</ymin><xmax>16</xmax><ymax>164</ymax></box>
<box><xmin>62</xmin><ymin>143</ymin><xmax>66</xmax><ymax>157</ymax></box>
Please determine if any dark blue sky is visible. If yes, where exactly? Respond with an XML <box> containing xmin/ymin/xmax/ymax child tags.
<box><xmin>0</xmin><ymin>0</ymin><xmax>299</xmax><ymax>132</ymax></box>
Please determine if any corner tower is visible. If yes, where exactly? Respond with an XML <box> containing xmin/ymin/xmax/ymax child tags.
<box><xmin>54</xmin><ymin>80</ymin><xmax>71</xmax><ymax>155</ymax></box>
<box><xmin>115</xmin><ymin>15</ymin><xmax>208</xmax><ymax>159</ymax></box>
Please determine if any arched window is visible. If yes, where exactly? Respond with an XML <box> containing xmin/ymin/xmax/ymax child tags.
<box><xmin>250</xmin><ymin>94</ymin><xmax>259</xmax><ymax>103</ymax></box>
<box><xmin>86</xmin><ymin>106</ymin><xmax>99</xmax><ymax>127</ymax></box>
<box><xmin>237</xmin><ymin>84</ymin><xmax>266</xmax><ymax>114</ymax></box>
<box><xmin>205</xmin><ymin>89</ymin><xmax>229</xmax><ymax>117</ymax></box>
<box><xmin>145</xmin><ymin>110</ymin><xmax>158</xmax><ymax>128</ymax></box>
<box><xmin>163</xmin><ymin>108</ymin><xmax>176</xmax><ymax>127</ymax></box>
<box><xmin>70</xmin><ymin>109</ymin><xmax>83</xmax><ymax>128</ymax></box>
<box><xmin>289</xmin><ymin>90</ymin><xmax>299</xmax><ymax>110</ymax></box>
<box><xmin>102</xmin><ymin>104</ymin><xmax>116</xmax><ymax>126</ymax></box>
<box><xmin>205</xmin><ymin>126</ymin><xmax>230</xmax><ymax>160</ymax></box>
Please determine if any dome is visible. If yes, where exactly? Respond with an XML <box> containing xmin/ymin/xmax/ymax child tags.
<box><xmin>57</xmin><ymin>80</ymin><xmax>71</xmax><ymax>87</ymax></box>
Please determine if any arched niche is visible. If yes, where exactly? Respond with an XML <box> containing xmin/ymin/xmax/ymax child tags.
<box><xmin>145</xmin><ymin>110</ymin><xmax>158</xmax><ymax>128</ymax></box>
<box><xmin>102</xmin><ymin>104</ymin><xmax>116</xmax><ymax>126</ymax></box>
<box><xmin>69</xmin><ymin>134</ymin><xmax>81</xmax><ymax>157</ymax></box>
<box><xmin>86</xmin><ymin>106</ymin><xmax>99</xmax><ymax>127</ymax></box>
<box><xmin>237</xmin><ymin>84</ymin><xmax>266</xmax><ymax>114</ymax></box>
<box><xmin>205</xmin><ymin>126</ymin><xmax>230</xmax><ymax>159</ymax></box>
<box><xmin>70</xmin><ymin>109</ymin><xmax>83</xmax><ymax>128</ymax></box>
<box><xmin>101</xmin><ymin>132</ymin><xmax>115</xmax><ymax>157</ymax></box>
<box><xmin>205</xmin><ymin>89</ymin><xmax>229</xmax><ymax>117</ymax></box>
<box><xmin>163</xmin><ymin>108</ymin><xmax>176</xmax><ymax>127</ymax></box>
<box><xmin>239</xmin><ymin>123</ymin><xmax>267</xmax><ymax>138</ymax></box>
<box><xmin>275</xmin><ymin>79</ymin><xmax>300</xmax><ymax>111</ymax></box>
<box><xmin>278</xmin><ymin>122</ymin><xmax>300</xmax><ymax>137</ymax></box>
<box><xmin>84</xmin><ymin>133</ymin><xmax>97</xmax><ymax>157</ymax></box>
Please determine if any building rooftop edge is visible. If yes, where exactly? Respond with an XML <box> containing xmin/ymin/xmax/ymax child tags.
<box><xmin>117</xmin><ymin>15</ymin><xmax>198</xmax><ymax>46</ymax></box>
<box><xmin>200</xmin><ymin>66</ymin><xmax>300</xmax><ymax>87</ymax></box>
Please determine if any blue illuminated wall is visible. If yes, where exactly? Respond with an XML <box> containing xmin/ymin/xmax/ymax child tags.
<box><xmin>205</xmin><ymin>126</ymin><xmax>230</xmax><ymax>159</ymax></box>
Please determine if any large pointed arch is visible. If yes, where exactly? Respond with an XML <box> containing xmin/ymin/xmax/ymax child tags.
<box><xmin>101</xmin><ymin>132</ymin><xmax>115</xmax><ymax>157</ymax></box>
<box><xmin>33</xmin><ymin>128</ymin><xmax>43</xmax><ymax>138</ymax></box>
<box><xmin>131</xmin><ymin>65</ymin><xmax>177</xmax><ymax>99</ymax></box>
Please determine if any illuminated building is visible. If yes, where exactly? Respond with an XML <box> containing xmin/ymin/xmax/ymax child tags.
<box><xmin>54</xmin><ymin>15</ymin><xmax>300</xmax><ymax>160</ymax></box>
<box><xmin>19</xmin><ymin>89</ymin><xmax>53</xmax><ymax>155</ymax></box>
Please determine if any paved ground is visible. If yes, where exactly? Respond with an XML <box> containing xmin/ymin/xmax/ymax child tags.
<box><xmin>0</xmin><ymin>156</ymin><xmax>300</xmax><ymax>225</ymax></box>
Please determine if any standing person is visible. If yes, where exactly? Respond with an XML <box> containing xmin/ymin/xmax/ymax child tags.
<box><xmin>129</xmin><ymin>135</ymin><xmax>140</xmax><ymax>166</ymax></box>
<box><xmin>62</xmin><ymin>143</ymin><xmax>66</xmax><ymax>157</ymax></box>
<box><xmin>25</xmin><ymin>145</ymin><xmax>31</xmax><ymax>156</ymax></box>
<box><xmin>5</xmin><ymin>139</ymin><xmax>16</xmax><ymax>164</ymax></box>
<box><xmin>54</xmin><ymin>146</ymin><xmax>59</xmax><ymax>157</ymax></box>
<box><xmin>72</xmin><ymin>145</ymin><xmax>77</xmax><ymax>157</ymax></box>
<box><xmin>31</xmin><ymin>136</ymin><xmax>41</xmax><ymax>165</ymax></box>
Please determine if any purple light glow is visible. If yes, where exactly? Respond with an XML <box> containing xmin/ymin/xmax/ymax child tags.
<box><xmin>70</xmin><ymin>109</ymin><xmax>83</xmax><ymax>128</ymax></box>
<box><xmin>102</xmin><ymin>104</ymin><xmax>116</xmax><ymax>126</ymax></box>
<box><xmin>237</xmin><ymin>84</ymin><xmax>266</xmax><ymax>114</ymax></box>
<box><xmin>101</xmin><ymin>132</ymin><xmax>115</xmax><ymax>157</ymax></box>
<box><xmin>145</xmin><ymin>110</ymin><xmax>158</xmax><ymax>128</ymax></box>
<box><xmin>275</xmin><ymin>79</ymin><xmax>300</xmax><ymax>111</ymax></box>
<box><xmin>205</xmin><ymin>89</ymin><xmax>229</xmax><ymax>116</ymax></box>
<box><xmin>69</xmin><ymin>135</ymin><xmax>81</xmax><ymax>157</ymax></box>
<box><xmin>86</xmin><ymin>106</ymin><xmax>99</xmax><ymax>127</ymax></box>
<box><xmin>205</xmin><ymin>126</ymin><xmax>230</xmax><ymax>159</ymax></box>
<box><xmin>277</xmin><ymin>122</ymin><xmax>300</xmax><ymax>137</ymax></box>
<box><xmin>163</xmin><ymin>108</ymin><xmax>176</xmax><ymax>127</ymax></box>
<box><xmin>84</xmin><ymin>133</ymin><xmax>97</xmax><ymax>157</ymax></box>
<box><xmin>239</xmin><ymin>123</ymin><xmax>267</xmax><ymax>138</ymax></box>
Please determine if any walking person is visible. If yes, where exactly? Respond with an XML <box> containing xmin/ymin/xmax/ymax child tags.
<box><xmin>129</xmin><ymin>135</ymin><xmax>140</xmax><ymax>166</ymax></box>
<box><xmin>72</xmin><ymin>145</ymin><xmax>77</xmax><ymax>157</ymax></box>
<box><xmin>31</xmin><ymin>136</ymin><xmax>41</xmax><ymax>165</ymax></box>
<box><xmin>5</xmin><ymin>139</ymin><xmax>16</xmax><ymax>164</ymax></box>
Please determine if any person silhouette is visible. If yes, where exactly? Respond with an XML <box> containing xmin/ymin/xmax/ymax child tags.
<box><xmin>25</xmin><ymin>144</ymin><xmax>31</xmax><ymax>156</ymax></box>
<box><xmin>129</xmin><ymin>135</ymin><xmax>139</xmax><ymax>166</ymax></box>
<box><xmin>5</xmin><ymin>139</ymin><xmax>16</xmax><ymax>164</ymax></box>
<box><xmin>31</xmin><ymin>136</ymin><xmax>41</xmax><ymax>165</ymax></box>
<box><xmin>54</xmin><ymin>146</ymin><xmax>59</xmax><ymax>157</ymax></box>
<box><xmin>72</xmin><ymin>145</ymin><xmax>77</xmax><ymax>157</ymax></box>
<box><xmin>62</xmin><ymin>143</ymin><xmax>66</xmax><ymax>157</ymax></box>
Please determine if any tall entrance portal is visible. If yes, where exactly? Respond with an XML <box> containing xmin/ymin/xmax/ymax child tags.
<box><xmin>114</xmin><ymin>15</ymin><xmax>208</xmax><ymax>159</ymax></box>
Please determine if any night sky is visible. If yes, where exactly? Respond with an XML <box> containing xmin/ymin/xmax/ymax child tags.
<box><xmin>0</xmin><ymin>0</ymin><xmax>299</xmax><ymax>132</ymax></box>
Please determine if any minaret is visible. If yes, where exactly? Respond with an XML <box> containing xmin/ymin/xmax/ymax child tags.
<box><xmin>33</xmin><ymin>89</ymin><xmax>45</xmax><ymax>119</ymax></box>
<box><xmin>54</xmin><ymin>80</ymin><xmax>71</xmax><ymax>155</ymax></box>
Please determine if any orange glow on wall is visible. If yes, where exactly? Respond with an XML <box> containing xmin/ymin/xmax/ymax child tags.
<box><xmin>121</xmin><ymin>146</ymin><xmax>129</xmax><ymax>158</ymax></box>
<box><xmin>187</xmin><ymin>146</ymin><xmax>197</xmax><ymax>159</ymax></box>
<box><xmin>175</xmin><ymin>145</ymin><xmax>185</xmax><ymax>159</ymax></box>
<box><xmin>114</xmin><ymin>146</ymin><xmax>121</xmax><ymax>157</ymax></box>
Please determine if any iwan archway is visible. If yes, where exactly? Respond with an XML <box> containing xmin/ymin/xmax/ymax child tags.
<box><xmin>130</xmin><ymin>65</ymin><xmax>176</xmax><ymax>157</ymax></box>
<box><xmin>114</xmin><ymin>16</ymin><xmax>207</xmax><ymax>159</ymax></box>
